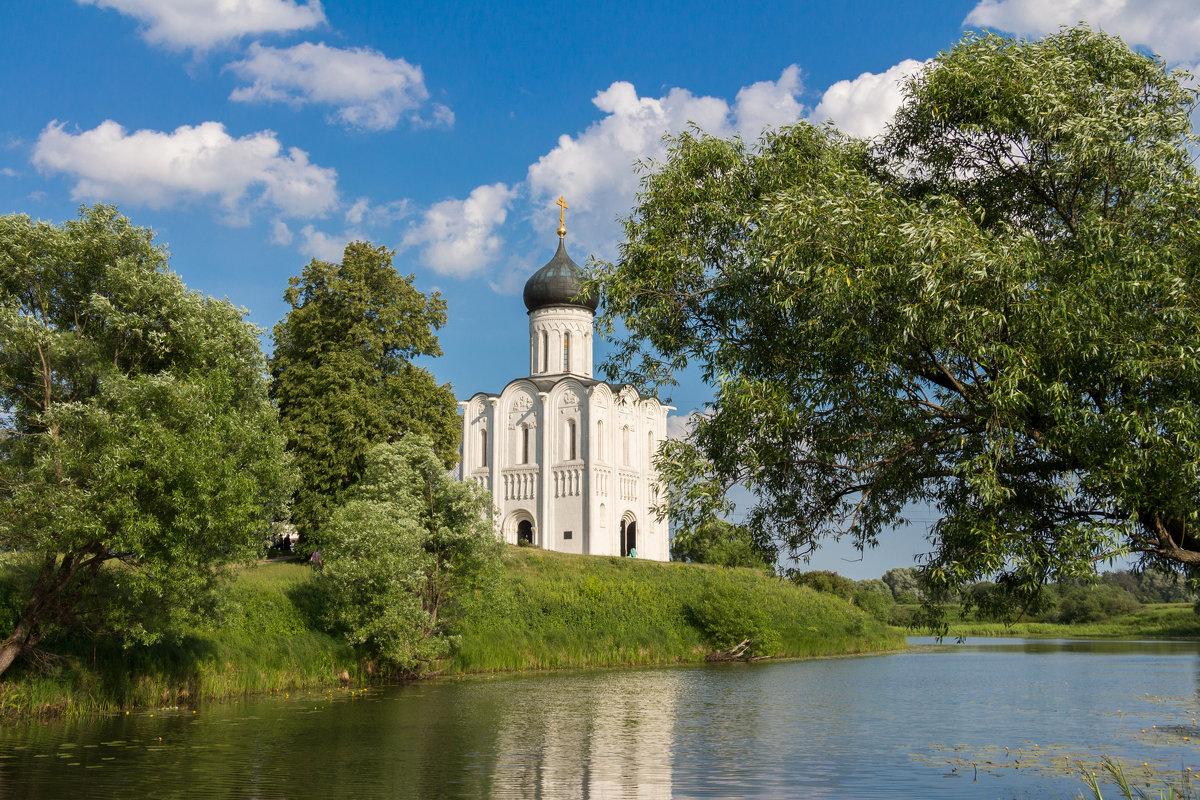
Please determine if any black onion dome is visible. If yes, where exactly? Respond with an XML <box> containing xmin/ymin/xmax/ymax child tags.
<box><xmin>523</xmin><ymin>237</ymin><xmax>598</xmax><ymax>312</ymax></box>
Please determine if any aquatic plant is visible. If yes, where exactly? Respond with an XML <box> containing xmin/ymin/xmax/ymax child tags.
<box><xmin>1076</xmin><ymin>755</ymin><xmax>1193</xmax><ymax>799</ymax></box>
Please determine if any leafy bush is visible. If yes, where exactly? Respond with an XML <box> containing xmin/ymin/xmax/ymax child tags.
<box><xmin>852</xmin><ymin>586</ymin><xmax>894</xmax><ymax>622</ymax></box>
<box><xmin>319</xmin><ymin>437</ymin><xmax>501</xmax><ymax>675</ymax></box>
<box><xmin>788</xmin><ymin>570</ymin><xmax>855</xmax><ymax>601</ymax></box>
<box><xmin>671</xmin><ymin>518</ymin><xmax>776</xmax><ymax>569</ymax></box>
<box><xmin>1056</xmin><ymin>585</ymin><xmax>1141</xmax><ymax>624</ymax></box>
<box><xmin>888</xmin><ymin>604</ymin><xmax>920</xmax><ymax>627</ymax></box>
<box><xmin>687</xmin><ymin>583</ymin><xmax>781</xmax><ymax>657</ymax></box>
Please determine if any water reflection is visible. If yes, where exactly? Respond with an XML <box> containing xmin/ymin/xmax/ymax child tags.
<box><xmin>4</xmin><ymin>640</ymin><xmax>1200</xmax><ymax>798</ymax></box>
<box><xmin>0</xmin><ymin>669</ymin><xmax>680</xmax><ymax>800</ymax></box>
<box><xmin>909</xmin><ymin>636</ymin><xmax>1200</xmax><ymax>656</ymax></box>
<box><xmin>487</xmin><ymin>670</ymin><xmax>675</xmax><ymax>798</ymax></box>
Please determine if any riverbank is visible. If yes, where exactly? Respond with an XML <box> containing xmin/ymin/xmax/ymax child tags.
<box><xmin>944</xmin><ymin>603</ymin><xmax>1200</xmax><ymax>639</ymax></box>
<box><xmin>0</xmin><ymin>547</ymin><xmax>903</xmax><ymax>720</ymax></box>
<box><xmin>0</xmin><ymin>559</ymin><xmax>360</xmax><ymax>720</ymax></box>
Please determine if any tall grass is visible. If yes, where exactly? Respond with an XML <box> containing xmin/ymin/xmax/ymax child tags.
<box><xmin>447</xmin><ymin>546</ymin><xmax>906</xmax><ymax>673</ymax></box>
<box><xmin>1077</xmin><ymin>755</ymin><xmax>1195</xmax><ymax>799</ymax></box>
<box><xmin>0</xmin><ymin>562</ymin><xmax>359</xmax><ymax>720</ymax></box>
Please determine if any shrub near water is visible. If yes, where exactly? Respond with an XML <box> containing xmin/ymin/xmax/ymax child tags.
<box><xmin>0</xmin><ymin>560</ymin><xmax>356</xmax><ymax>719</ymax></box>
<box><xmin>448</xmin><ymin>547</ymin><xmax>904</xmax><ymax>673</ymax></box>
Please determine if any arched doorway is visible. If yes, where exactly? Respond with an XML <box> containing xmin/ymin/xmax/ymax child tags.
<box><xmin>506</xmin><ymin>511</ymin><xmax>536</xmax><ymax>547</ymax></box>
<box><xmin>620</xmin><ymin>516</ymin><xmax>637</xmax><ymax>557</ymax></box>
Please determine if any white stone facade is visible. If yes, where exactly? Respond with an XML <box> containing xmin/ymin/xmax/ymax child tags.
<box><xmin>459</xmin><ymin>240</ymin><xmax>671</xmax><ymax>560</ymax></box>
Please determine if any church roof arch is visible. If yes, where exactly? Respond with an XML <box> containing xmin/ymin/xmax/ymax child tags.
<box><xmin>547</xmin><ymin>376</ymin><xmax>588</xmax><ymax>406</ymax></box>
<box><xmin>462</xmin><ymin>392</ymin><xmax>497</xmax><ymax>421</ymax></box>
<box><xmin>498</xmin><ymin>379</ymin><xmax>540</xmax><ymax>417</ymax></box>
<box><xmin>589</xmin><ymin>381</ymin><xmax>614</xmax><ymax>406</ymax></box>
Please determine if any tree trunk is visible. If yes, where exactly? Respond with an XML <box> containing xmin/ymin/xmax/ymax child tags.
<box><xmin>0</xmin><ymin>554</ymin><xmax>74</xmax><ymax>680</ymax></box>
<box><xmin>0</xmin><ymin>617</ymin><xmax>42</xmax><ymax>678</ymax></box>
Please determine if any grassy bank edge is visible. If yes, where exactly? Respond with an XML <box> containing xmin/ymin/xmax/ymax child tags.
<box><xmin>939</xmin><ymin>603</ymin><xmax>1200</xmax><ymax>640</ymax></box>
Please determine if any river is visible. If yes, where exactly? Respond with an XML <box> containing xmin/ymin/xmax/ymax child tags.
<box><xmin>2</xmin><ymin>638</ymin><xmax>1199</xmax><ymax>798</ymax></box>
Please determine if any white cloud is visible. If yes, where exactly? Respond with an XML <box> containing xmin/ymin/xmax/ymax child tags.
<box><xmin>78</xmin><ymin>0</ymin><xmax>325</xmax><ymax>51</ymax></box>
<box><xmin>401</xmin><ymin>183</ymin><xmax>516</xmax><ymax>277</ymax></box>
<box><xmin>228</xmin><ymin>42</ymin><xmax>450</xmax><ymax>131</ymax></box>
<box><xmin>298</xmin><ymin>224</ymin><xmax>350</xmax><ymax>260</ymax></box>
<box><xmin>733</xmin><ymin>65</ymin><xmax>806</xmax><ymax>140</ymax></box>
<box><xmin>345</xmin><ymin>197</ymin><xmax>371</xmax><ymax>226</ymax></box>
<box><xmin>965</xmin><ymin>0</ymin><xmax>1200</xmax><ymax>64</ymax></box>
<box><xmin>526</xmin><ymin>69</ymin><xmax>805</xmax><ymax>260</ymax></box>
<box><xmin>345</xmin><ymin>65</ymin><xmax>923</xmax><ymax>291</ymax></box>
<box><xmin>271</xmin><ymin>218</ymin><xmax>293</xmax><ymax>245</ymax></box>
<box><xmin>33</xmin><ymin>120</ymin><xmax>338</xmax><ymax>222</ymax></box>
<box><xmin>665</xmin><ymin>412</ymin><xmax>703</xmax><ymax>440</ymax></box>
<box><xmin>345</xmin><ymin>197</ymin><xmax>411</xmax><ymax>228</ymax></box>
<box><xmin>809</xmin><ymin>59</ymin><xmax>927</xmax><ymax>140</ymax></box>
<box><xmin>0</xmin><ymin>167</ymin><xmax>16</xmax><ymax>178</ymax></box>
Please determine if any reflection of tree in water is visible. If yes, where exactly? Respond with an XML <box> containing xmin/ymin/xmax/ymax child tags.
<box><xmin>0</xmin><ymin>686</ymin><xmax>505</xmax><ymax>799</ymax></box>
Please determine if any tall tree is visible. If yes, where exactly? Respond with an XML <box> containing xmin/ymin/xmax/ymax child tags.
<box><xmin>270</xmin><ymin>242</ymin><xmax>459</xmax><ymax>538</ymax></box>
<box><xmin>593</xmin><ymin>27</ymin><xmax>1200</xmax><ymax>615</ymax></box>
<box><xmin>0</xmin><ymin>205</ymin><xmax>292</xmax><ymax>676</ymax></box>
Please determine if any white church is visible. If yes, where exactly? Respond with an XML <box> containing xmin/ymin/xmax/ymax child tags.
<box><xmin>459</xmin><ymin>205</ymin><xmax>672</xmax><ymax>560</ymax></box>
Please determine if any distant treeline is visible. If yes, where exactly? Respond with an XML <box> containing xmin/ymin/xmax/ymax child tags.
<box><xmin>788</xmin><ymin>568</ymin><xmax>1196</xmax><ymax>627</ymax></box>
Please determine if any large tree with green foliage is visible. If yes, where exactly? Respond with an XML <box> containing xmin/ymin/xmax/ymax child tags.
<box><xmin>0</xmin><ymin>205</ymin><xmax>292</xmax><ymax>677</ymax></box>
<box><xmin>318</xmin><ymin>436</ymin><xmax>499</xmax><ymax>675</ymax></box>
<box><xmin>270</xmin><ymin>242</ymin><xmax>459</xmax><ymax>538</ymax></box>
<box><xmin>670</xmin><ymin>517</ymin><xmax>776</xmax><ymax>569</ymax></box>
<box><xmin>594</xmin><ymin>26</ymin><xmax>1200</xmax><ymax>616</ymax></box>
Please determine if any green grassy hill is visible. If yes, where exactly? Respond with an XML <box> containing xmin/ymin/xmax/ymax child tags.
<box><xmin>0</xmin><ymin>547</ymin><xmax>904</xmax><ymax>719</ymax></box>
<box><xmin>449</xmin><ymin>546</ymin><xmax>906</xmax><ymax>673</ymax></box>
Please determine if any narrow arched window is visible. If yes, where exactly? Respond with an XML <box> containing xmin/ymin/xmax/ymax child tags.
<box><xmin>622</xmin><ymin>426</ymin><xmax>630</xmax><ymax>466</ymax></box>
<box><xmin>562</xmin><ymin>331</ymin><xmax>571</xmax><ymax>372</ymax></box>
<box><xmin>541</xmin><ymin>331</ymin><xmax>549</xmax><ymax>373</ymax></box>
<box><xmin>648</xmin><ymin>431</ymin><xmax>655</xmax><ymax>468</ymax></box>
<box><xmin>480</xmin><ymin>429</ymin><xmax>487</xmax><ymax>467</ymax></box>
<box><xmin>567</xmin><ymin>419</ymin><xmax>577</xmax><ymax>461</ymax></box>
<box><xmin>522</xmin><ymin>425</ymin><xmax>530</xmax><ymax>464</ymax></box>
<box><xmin>597</xmin><ymin>420</ymin><xmax>604</xmax><ymax>461</ymax></box>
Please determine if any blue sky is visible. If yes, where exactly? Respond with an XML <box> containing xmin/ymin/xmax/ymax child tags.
<box><xmin>4</xmin><ymin>0</ymin><xmax>1197</xmax><ymax>577</ymax></box>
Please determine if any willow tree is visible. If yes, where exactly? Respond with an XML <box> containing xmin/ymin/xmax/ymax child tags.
<box><xmin>593</xmin><ymin>27</ymin><xmax>1200</xmax><ymax>614</ymax></box>
<box><xmin>0</xmin><ymin>205</ymin><xmax>292</xmax><ymax>676</ymax></box>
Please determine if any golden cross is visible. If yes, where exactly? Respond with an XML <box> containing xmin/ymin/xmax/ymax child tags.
<box><xmin>556</xmin><ymin>196</ymin><xmax>568</xmax><ymax>235</ymax></box>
